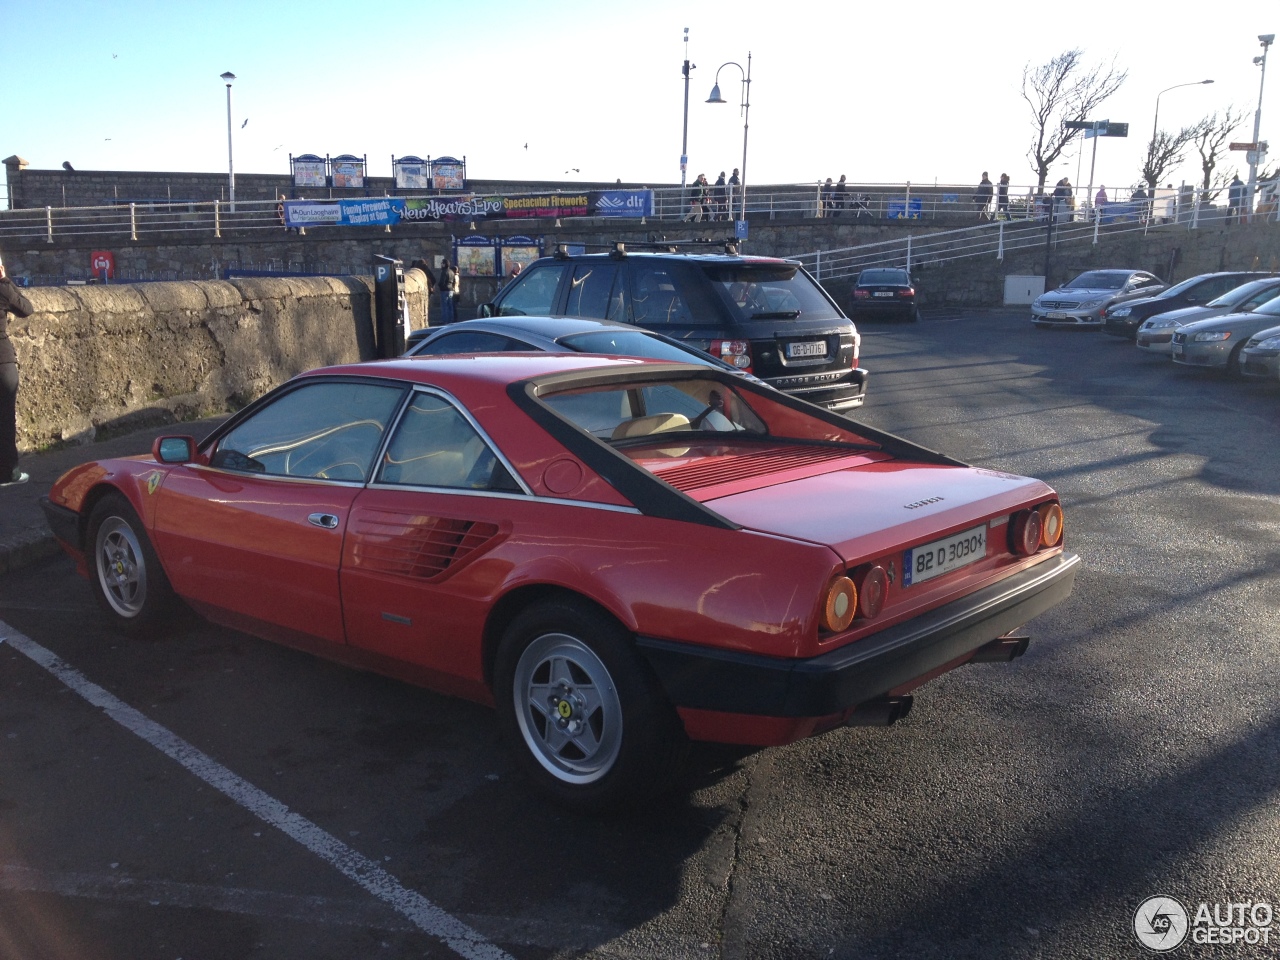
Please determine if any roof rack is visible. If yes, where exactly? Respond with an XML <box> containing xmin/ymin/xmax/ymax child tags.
<box><xmin>551</xmin><ymin>237</ymin><xmax>743</xmax><ymax>258</ymax></box>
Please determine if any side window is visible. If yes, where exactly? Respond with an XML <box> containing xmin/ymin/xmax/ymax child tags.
<box><xmin>1199</xmin><ymin>277</ymin><xmax>1241</xmax><ymax>300</ymax></box>
<box><xmin>378</xmin><ymin>392</ymin><xmax>518</xmax><ymax>490</ymax></box>
<box><xmin>630</xmin><ymin>264</ymin><xmax>693</xmax><ymax>326</ymax></box>
<box><xmin>565</xmin><ymin>263</ymin><xmax>620</xmax><ymax>319</ymax></box>
<box><xmin>413</xmin><ymin>331</ymin><xmax>525</xmax><ymax>356</ymax></box>
<box><xmin>211</xmin><ymin>381</ymin><xmax>404</xmax><ymax>481</ymax></box>
<box><xmin>496</xmin><ymin>264</ymin><xmax>569</xmax><ymax>317</ymax></box>
<box><xmin>1137</xmin><ymin>275</ymin><xmax>1163</xmax><ymax>290</ymax></box>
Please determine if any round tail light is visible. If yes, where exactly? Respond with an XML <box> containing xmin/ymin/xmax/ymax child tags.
<box><xmin>822</xmin><ymin>576</ymin><xmax>857</xmax><ymax>632</ymax></box>
<box><xmin>855</xmin><ymin>565</ymin><xmax>888</xmax><ymax>620</ymax></box>
<box><xmin>1010</xmin><ymin>509</ymin><xmax>1042</xmax><ymax>557</ymax></box>
<box><xmin>1038</xmin><ymin>502</ymin><xmax>1064</xmax><ymax>547</ymax></box>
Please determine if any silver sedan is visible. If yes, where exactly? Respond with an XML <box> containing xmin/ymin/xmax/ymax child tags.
<box><xmin>1170</xmin><ymin>297</ymin><xmax>1280</xmax><ymax>375</ymax></box>
<box><xmin>1239</xmin><ymin>324</ymin><xmax>1280</xmax><ymax>382</ymax></box>
<box><xmin>1136</xmin><ymin>278</ymin><xmax>1280</xmax><ymax>355</ymax></box>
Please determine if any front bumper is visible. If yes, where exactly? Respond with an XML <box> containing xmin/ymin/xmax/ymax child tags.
<box><xmin>1032</xmin><ymin>310</ymin><xmax>1104</xmax><ymax>327</ymax></box>
<box><xmin>637</xmin><ymin>551</ymin><xmax>1079</xmax><ymax>718</ymax></box>
<box><xmin>1135</xmin><ymin>330</ymin><xmax>1175</xmax><ymax>353</ymax></box>
<box><xmin>1171</xmin><ymin>341</ymin><xmax>1232</xmax><ymax>368</ymax></box>
<box><xmin>1240</xmin><ymin>348</ymin><xmax>1280</xmax><ymax>380</ymax></box>
<box><xmin>40</xmin><ymin>497</ymin><xmax>81</xmax><ymax>550</ymax></box>
<box><xmin>1102</xmin><ymin>316</ymin><xmax>1143</xmax><ymax>338</ymax></box>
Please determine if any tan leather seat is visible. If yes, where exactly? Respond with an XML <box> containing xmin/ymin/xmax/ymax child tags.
<box><xmin>610</xmin><ymin>413</ymin><xmax>691</xmax><ymax>440</ymax></box>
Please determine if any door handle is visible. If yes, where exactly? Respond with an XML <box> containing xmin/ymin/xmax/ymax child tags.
<box><xmin>307</xmin><ymin>513</ymin><xmax>339</xmax><ymax>529</ymax></box>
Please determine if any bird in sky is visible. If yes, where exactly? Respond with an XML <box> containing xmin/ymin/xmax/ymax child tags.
<box><xmin>565</xmin><ymin>168</ymin><xmax>580</xmax><ymax>173</ymax></box>
<box><xmin>241</xmin><ymin>119</ymin><xmax>249</xmax><ymax>128</ymax></box>
<box><xmin>524</xmin><ymin>143</ymin><xmax>528</xmax><ymax>150</ymax></box>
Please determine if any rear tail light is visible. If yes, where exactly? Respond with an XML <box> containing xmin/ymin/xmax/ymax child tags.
<box><xmin>1010</xmin><ymin>509</ymin><xmax>1043</xmax><ymax>557</ymax></box>
<box><xmin>902</xmin><ymin>287</ymin><xmax>916</xmax><ymax>298</ymax></box>
<box><xmin>710</xmin><ymin>339</ymin><xmax>753</xmax><ymax>371</ymax></box>
<box><xmin>854</xmin><ymin>565</ymin><xmax>888</xmax><ymax>620</ymax></box>
<box><xmin>1038</xmin><ymin>502</ymin><xmax>1064</xmax><ymax>547</ymax></box>
<box><xmin>853</xmin><ymin>289</ymin><xmax>870</xmax><ymax>299</ymax></box>
<box><xmin>821</xmin><ymin>576</ymin><xmax>857</xmax><ymax>632</ymax></box>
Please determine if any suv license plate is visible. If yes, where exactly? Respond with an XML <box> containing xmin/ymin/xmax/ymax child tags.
<box><xmin>903</xmin><ymin>525</ymin><xmax>987</xmax><ymax>586</ymax></box>
<box><xmin>787</xmin><ymin>340</ymin><xmax>827</xmax><ymax>359</ymax></box>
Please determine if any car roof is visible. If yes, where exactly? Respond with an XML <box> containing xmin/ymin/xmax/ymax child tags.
<box><xmin>537</xmin><ymin>251</ymin><xmax>796</xmax><ymax>266</ymax></box>
<box><xmin>421</xmin><ymin>316</ymin><xmax>639</xmax><ymax>342</ymax></box>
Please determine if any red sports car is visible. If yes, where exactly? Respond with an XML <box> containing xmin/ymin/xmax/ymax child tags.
<box><xmin>41</xmin><ymin>354</ymin><xmax>1078</xmax><ymax>810</ymax></box>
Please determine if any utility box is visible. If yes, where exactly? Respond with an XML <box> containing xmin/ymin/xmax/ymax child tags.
<box><xmin>373</xmin><ymin>255</ymin><xmax>407</xmax><ymax>358</ymax></box>
<box><xmin>1004</xmin><ymin>275</ymin><xmax>1045</xmax><ymax>305</ymax></box>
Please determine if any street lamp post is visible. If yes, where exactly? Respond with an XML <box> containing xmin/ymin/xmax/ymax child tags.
<box><xmin>220</xmin><ymin>71</ymin><xmax>236</xmax><ymax>211</ymax></box>
<box><xmin>1151</xmin><ymin>78</ymin><xmax>1214</xmax><ymax>152</ymax></box>
<box><xmin>680</xmin><ymin>28</ymin><xmax>694</xmax><ymax>195</ymax></box>
<box><xmin>1246</xmin><ymin>34</ymin><xmax>1274</xmax><ymax>217</ymax></box>
<box><xmin>707</xmin><ymin>53</ymin><xmax>751</xmax><ymax>223</ymax></box>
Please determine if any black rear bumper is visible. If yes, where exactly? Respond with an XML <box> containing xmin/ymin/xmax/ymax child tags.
<box><xmin>636</xmin><ymin>551</ymin><xmax>1079</xmax><ymax>717</ymax></box>
<box><xmin>767</xmin><ymin>367</ymin><xmax>869</xmax><ymax>410</ymax></box>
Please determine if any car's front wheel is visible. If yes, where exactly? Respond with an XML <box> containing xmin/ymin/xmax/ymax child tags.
<box><xmin>1226</xmin><ymin>342</ymin><xmax>1247</xmax><ymax>379</ymax></box>
<box><xmin>87</xmin><ymin>492</ymin><xmax>178</xmax><ymax>636</ymax></box>
<box><xmin>494</xmin><ymin>600</ymin><xmax>687</xmax><ymax>811</ymax></box>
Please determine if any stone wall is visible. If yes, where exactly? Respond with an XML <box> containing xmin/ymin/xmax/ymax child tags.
<box><xmin>10</xmin><ymin>270</ymin><xmax>429</xmax><ymax>451</ymax></box>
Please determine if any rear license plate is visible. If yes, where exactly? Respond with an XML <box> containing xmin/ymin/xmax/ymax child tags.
<box><xmin>1047</xmin><ymin>312</ymin><xmax>1067</xmax><ymax>320</ymax></box>
<box><xmin>903</xmin><ymin>525</ymin><xmax>987</xmax><ymax>587</ymax></box>
<box><xmin>787</xmin><ymin>340</ymin><xmax>827</xmax><ymax>359</ymax></box>
<box><xmin>1171</xmin><ymin>343</ymin><xmax>1183</xmax><ymax>356</ymax></box>
<box><xmin>873</xmin><ymin>291</ymin><xmax>894</xmax><ymax>297</ymax></box>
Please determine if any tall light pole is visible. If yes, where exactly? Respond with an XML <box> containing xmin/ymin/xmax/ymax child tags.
<box><xmin>1151</xmin><ymin>78</ymin><xmax>1214</xmax><ymax>150</ymax></box>
<box><xmin>707</xmin><ymin>52</ymin><xmax>752</xmax><ymax>222</ymax></box>
<box><xmin>680</xmin><ymin>28</ymin><xmax>694</xmax><ymax>194</ymax></box>
<box><xmin>220</xmin><ymin>71</ymin><xmax>236</xmax><ymax>211</ymax></box>
<box><xmin>1246</xmin><ymin>34</ymin><xmax>1274</xmax><ymax>217</ymax></box>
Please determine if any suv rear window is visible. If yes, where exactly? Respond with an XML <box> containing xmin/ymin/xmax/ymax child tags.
<box><xmin>702</xmin><ymin>264</ymin><xmax>843</xmax><ymax>323</ymax></box>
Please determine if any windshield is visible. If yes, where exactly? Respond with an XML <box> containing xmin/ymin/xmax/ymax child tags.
<box><xmin>1209</xmin><ymin>279</ymin><xmax>1280</xmax><ymax>308</ymax></box>
<box><xmin>703</xmin><ymin>263</ymin><xmax>844</xmax><ymax>323</ymax></box>
<box><xmin>559</xmin><ymin>330</ymin><xmax>711</xmax><ymax>366</ymax></box>
<box><xmin>1064</xmin><ymin>271</ymin><xmax>1128</xmax><ymax>290</ymax></box>
<box><xmin>1253</xmin><ymin>297</ymin><xmax>1280</xmax><ymax>317</ymax></box>
<box><xmin>1157</xmin><ymin>276</ymin><xmax>1206</xmax><ymax>299</ymax></box>
<box><xmin>858</xmin><ymin>269</ymin><xmax>910</xmax><ymax>285</ymax></box>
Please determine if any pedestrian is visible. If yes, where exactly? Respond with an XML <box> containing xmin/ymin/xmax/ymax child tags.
<box><xmin>684</xmin><ymin>173</ymin><xmax>709</xmax><ymax>222</ymax></box>
<box><xmin>996</xmin><ymin>174</ymin><xmax>1010</xmax><ymax>220</ymax></box>
<box><xmin>1228</xmin><ymin>175</ymin><xmax>1245</xmax><ymax>224</ymax></box>
<box><xmin>1094</xmin><ymin>185</ymin><xmax>1108</xmax><ymax>221</ymax></box>
<box><xmin>973</xmin><ymin>172</ymin><xmax>994</xmax><ymax>219</ymax></box>
<box><xmin>1130</xmin><ymin>184</ymin><xmax>1149</xmax><ymax>223</ymax></box>
<box><xmin>727</xmin><ymin>168</ymin><xmax>741</xmax><ymax>218</ymax></box>
<box><xmin>821</xmin><ymin>178</ymin><xmax>834</xmax><ymax>217</ymax></box>
<box><xmin>1053</xmin><ymin>178</ymin><xmax>1072</xmax><ymax>222</ymax></box>
<box><xmin>712</xmin><ymin>172</ymin><xmax>727</xmax><ymax>220</ymax></box>
<box><xmin>438</xmin><ymin>258</ymin><xmax>460</xmax><ymax>323</ymax></box>
<box><xmin>0</xmin><ymin>254</ymin><xmax>34</xmax><ymax>488</ymax></box>
<box><xmin>833</xmin><ymin>175</ymin><xmax>848</xmax><ymax>217</ymax></box>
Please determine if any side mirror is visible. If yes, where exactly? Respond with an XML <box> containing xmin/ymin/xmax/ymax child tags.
<box><xmin>478</xmin><ymin>302</ymin><xmax>495</xmax><ymax>318</ymax></box>
<box><xmin>153</xmin><ymin>436</ymin><xmax>196</xmax><ymax>464</ymax></box>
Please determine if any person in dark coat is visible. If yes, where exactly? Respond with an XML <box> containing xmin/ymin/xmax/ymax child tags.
<box><xmin>833</xmin><ymin>175</ymin><xmax>848</xmax><ymax>217</ymax></box>
<box><xmin>1228</xmin><ymin>175</ymin><xmax>1245</xmax><ymax>223</ymax></box>
<box><xmin>0</xmin><ymin>255</ymin><xmax>34</xmax><ymax>487</ymax></box>
<box><xmin>712</xmin><ymin>172</ymin><xmax>727</xmax><ymax>220</ymax></box>
<box><xmin>437</xmin><ymin>258</ymin><xmax>460</xmax><ymax>323</ymax></box>
<box><xmin>996</xmin><ymin>173</ymin><xmax>1011</xmax><ymax>220</ymax></box>
<box><xmin>973</xmin><ymin>172</ymin><xmax>994</xmax><ymax>219</ymax></box>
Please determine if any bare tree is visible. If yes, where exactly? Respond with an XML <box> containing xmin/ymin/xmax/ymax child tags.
<box><xmin>1022</xmin><ymin>50</ymin><xmax>1128</xmax><ymax>190</ymax></box>
<box><xmin>1140</xmin><ymin>126</ymin><xmax>1202</xmax><ymax>195</ymax></box>
<box><xmin>1192</xmin><ymin>107</ymin><xmax>1248</xmax><ymax>202</ymax></box>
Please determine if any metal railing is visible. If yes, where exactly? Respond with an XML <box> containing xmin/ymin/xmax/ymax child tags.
<box><xmin>791</xmin><ymin>188</ymin><xmax>1280</xmax><ymax>282</ymax></box>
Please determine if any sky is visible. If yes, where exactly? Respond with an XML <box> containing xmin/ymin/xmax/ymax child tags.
<box><xmin>4</xmin><ymin>0</ymin><xmax>1276</xmax><ymax>203</ymax></box>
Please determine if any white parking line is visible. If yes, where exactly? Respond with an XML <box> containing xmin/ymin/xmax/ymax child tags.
<box><xmin>0</xmin><ymin>623</ymin><xmax>513</xmax><ymax>960</ymax></box>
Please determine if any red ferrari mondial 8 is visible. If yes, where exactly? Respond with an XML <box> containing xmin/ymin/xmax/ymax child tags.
<box><xmin>42</xmin><ymin>354</ymin><xmax>1078</xmax><ymax>809</ymax></box>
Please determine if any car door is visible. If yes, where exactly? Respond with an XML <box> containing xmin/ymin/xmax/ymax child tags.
<box><xmin>151</xmin><ymin>378</ymin><xmax>407</xmax><ymax>644</ymax></box>
<box><xmin>339</xmin><ymin>389</ymin><xmax>529</xmax><ymax>682</ymax></box>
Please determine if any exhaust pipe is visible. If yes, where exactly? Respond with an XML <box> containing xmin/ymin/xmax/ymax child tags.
<box><xmin>969</xmin><ymin>630</ymin><xmax>1030</xmax><ymax>663</ymax></box>
<box><xmin>845</xmin><ymin>695</ymin><xmax>913</xmax><ymax>727</ymax></box>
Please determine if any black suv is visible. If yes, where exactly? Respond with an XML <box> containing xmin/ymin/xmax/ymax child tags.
<box><xmin>479</xmin><ymin>245</ymin><xmax>868</xmax><ymax>411</ymax></box>
<box><xmin>1101</xmin><ymin>272</ymin><xmax>1273</xmax><ymax>339</ymax></box>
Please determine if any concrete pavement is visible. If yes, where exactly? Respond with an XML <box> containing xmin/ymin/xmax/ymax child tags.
<box><xmin>0</xmin><ymin>416</ymin><xmax>227</xmax><ymax>575</ymax></box>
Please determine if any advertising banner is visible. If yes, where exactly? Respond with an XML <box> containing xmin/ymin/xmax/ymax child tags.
<box><xmin>588</xmin><ymin>189</ymin><xmax>654</xmax><ymax>218</ymax></box>
<box><xmin>283</xmin><ymin>199</ymin><xmax>406</xmax><ymax>227</ymax></box>
<box><xmin>454</xmin><ymin>235</ymin><xmax>497</xmax><ymax>277</ymax></box>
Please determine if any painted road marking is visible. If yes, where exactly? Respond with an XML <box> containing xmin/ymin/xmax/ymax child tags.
<box><xmin>0</xmin><ymin>623</ymin><xmax>513</xmax><ymax>960</ymax></box>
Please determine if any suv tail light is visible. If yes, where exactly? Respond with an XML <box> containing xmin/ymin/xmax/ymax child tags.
<box><xmin>710</xmin><ymin>339</ymin><xmax>753</xmax><ymax>372</ymax></box>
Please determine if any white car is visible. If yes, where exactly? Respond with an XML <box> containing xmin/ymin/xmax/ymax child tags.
<box><xmin>1135</xmin><ymin>278</ymin><xmax>1280</xmax><ymax>355</ymax></box>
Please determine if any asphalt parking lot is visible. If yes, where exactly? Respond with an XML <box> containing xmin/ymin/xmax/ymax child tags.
<box><xmin>2</xmin><ymin>308</ymin><xmax>1278</xmax><ymax>959</ymax></box>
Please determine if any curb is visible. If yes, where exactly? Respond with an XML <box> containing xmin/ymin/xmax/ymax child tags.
<box><xmin>0</xmin><ymin>527</ymin><xmax>61</xmax><ymax>576</ymax></box>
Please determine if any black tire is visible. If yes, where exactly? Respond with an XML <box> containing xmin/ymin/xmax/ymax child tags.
<box><xmin>86</xmin><ymin>492</ymin><xmax>178</xmax><ymax>636</ymax></box>
<box><xmin>494</xmin><ymin>600</ymin><xmax>688</xmax><ymax>812</ymax></box>
<box><xmin>1225</xmin><ymin>342</ymin><xmax>1246</xmax><ymax>379</ymax></box>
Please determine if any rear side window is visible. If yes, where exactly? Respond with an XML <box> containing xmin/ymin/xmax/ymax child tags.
<box><xmin>496</xmin><ymin>264</ymin><xmax>569</xmax><ymax>316</ymax></box>
<box><xmin>378</xmin><ymin>392</ymin><xmax>517</xmax><ymax>490</ymax></box>
<box><xmin>630</xmin><ymin>263</ymin><xmax>705</xmax><ymax>326</ymax></box>
<box><xmin>565</xmin><ymin>262</ymin><xmax>624</xmax><ymax>320</ymax></box>
<box><xmin>413</xmin><ymin>331</ymin><xmax>528</xmax><ymax>355</ymax></box>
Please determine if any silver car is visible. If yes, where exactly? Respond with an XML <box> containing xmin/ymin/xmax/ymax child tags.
<box><xmin>1136</xmin><ymin>278</ymin><xmax>1280</xmax><ymax>355</ymax></box>
<box><xmin>1238</xmin><ymin>323</ymin><xmax>1280</xmax><ymax>382</ymax></box>
<box><xmin>1170</xmin><ymin>297</ymin><xmax>1280</xmax><ymax>375</ymax></box>
<box><xmin>1031</xmin><ymin>269</ymin><xmax>1166</xmax><ymax>328</ymax></box>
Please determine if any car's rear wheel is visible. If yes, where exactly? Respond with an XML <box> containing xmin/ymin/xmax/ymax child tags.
<box><xmin>87</xmin><ymin>492</ymin><xmax>177</xmax><ymax>636</ymax></box>
<box><xmin>494</xmin><ymin>600</ymin><xmax>687</xmax><ymax>811</ymax></box>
